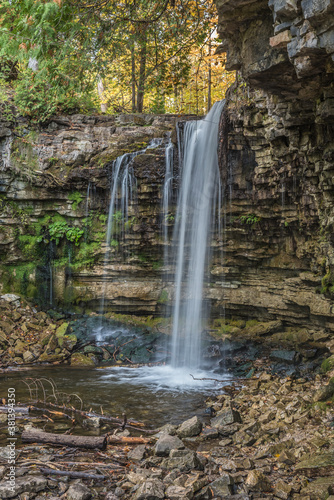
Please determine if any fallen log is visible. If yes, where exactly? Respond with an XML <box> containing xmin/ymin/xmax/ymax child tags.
<box><xmin>39</xmin><ymin>467</ymin><xmax>106</xmax><ymax>480</ymax></box>
<box><xmin>21</xmin><ymin>430</ymin><xmax>106</xmax><ymax>450</ymax></box>
<box><xmin>107</xmin><ymin>436</ymin><xmax>152</xmax><ymax>445</ymax></box>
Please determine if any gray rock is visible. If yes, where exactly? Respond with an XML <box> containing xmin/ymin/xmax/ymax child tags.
<box><xmin>177</xmin><ymin>416</ymin><xmax>202</xmax><ymax>438</ymax></box>
<box><xmin>128</xmin><ymin>445</ymin><xmax>147</xmax><ymax>462</ymax></box>
<box><xmin>301</xmin><ymin>0</ymin><xmax>332</xmax><ymax>19</ymax></box>
<box><xmin>1</xmin><ymin>294</ymin><xmax>20</xmax><ymax>304</ymax></box>
<box><xmin>165</xmin><ymin>485</ymin><xmax>193</xmax><ymax>499</ymax></box>
<box><xmin>133</xmin><ymin>478</ymin><xmax>165</xmax><ymax>500</ymax></box>
<box><xmin>66</xmin><ymin>482</ymin><xmax>92</xmax><ymax>500</ymax></box>
<box><xmin>155</xmin><ymin>423</ymin><xmax>178</xmax><ymax>437</ymax></box>
<box><xmin>270</xmin><ymin>349</ymin><xmax>297</xmax><ymax>363</ymax></box>
<box><xmin>210</xmin><ymin>473</ymin><xmax>234</xmax><ymax>496</ymax></box>
<box><xmin>114</xmin><ymin>486</ymin><xmax>126</xmax><ymax>497</ymax></box>
<box><xmin>155</xmin><ymin>434</ymin><xmax>184</xmax><ymax>456</ymax></box>
<box><xmin>245</xmin><ymin>470</ymin><xmax>271</xmax><ymax>492</ymax></box>
<box><xmin>211</xmin><ymin>408</ymin><xmax>242</xmax><ymax>429</ymax></box>
<box><xmin>23</xmin><ymin>350</ymin><xmax>35</xmax><ymax>363</ymax></box>
<box><xmin>82</xmin><ymin>417</ymin><xmax>101</xmax><ymax>428</ymax></box>
<box><xmin>0</xmin><ymin>475</ymin><xmax>47</xmax><ymax>499</ymax></box>
<box><xmin>161</xmin><ymin>450</ymin><xmax>203</xmax><ymax>471</ymax></box>
<box><xmin>269</xmin><ymin>0</ymin><xmax>298</xmax><ymax>20</ymax></box>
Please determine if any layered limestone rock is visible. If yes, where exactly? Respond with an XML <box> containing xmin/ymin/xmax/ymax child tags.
<box><xmin>0</xmin><ymin>113</ymin><xmax>183</xmax><ymax>314</ymax></box>
<box><xmin>211</xmin><ymin>0</ymin><xmax>334</xmax><ymax>331</ymax></box>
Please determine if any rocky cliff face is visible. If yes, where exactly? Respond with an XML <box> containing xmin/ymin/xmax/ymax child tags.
<box><xmin>212</xmin><ymin>0</ymin><xmax>334</xmax><ymax>332</ymax></box>
<box><xmin>0</xmin><ymin>113</ymin><xmax>181</xmax><ymax>314</ymax></box>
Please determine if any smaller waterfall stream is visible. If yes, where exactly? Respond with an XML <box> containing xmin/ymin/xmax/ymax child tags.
<box><xmin>99</xmin><ymin>139</ymin><xmax>163</xmax><ymax>321</ymax></box>
<box><xmin>171</xmin><ymin>101</ymin><xmax>225</xmax><ymax>369</ymax></box>
<box><xmin>162</xmin><ymin>136</ymin><xmax>174</xmax><ymax>273</ymax></box>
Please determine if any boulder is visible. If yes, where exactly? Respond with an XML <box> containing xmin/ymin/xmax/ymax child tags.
<box><xmin>314</xmin><ymin>378</ymin><xmax>334</xmax><ymax>402</ymax></box>
<box><xmin>23</xmin><ymin>350</ymin><xmax>35</xmax><ymax>363</ymax></box>
<box><xmin>274</xmin><ymin>480</ymin><xmax>292</xmax><ymax>500</ymax></box>
<box><xmin>270</xmin><ymin>349</ymin><xmax>297</xmax><ymax>363</ymax></box>
<box><xmin>70</xmin><ymin>353</ymin><xmax>95</xmax><ymax>367</ymax></box>
<box><xmin>245</xmin><ymin>470</ymin><xmax>271</xmax><ymax>492</ymax></box>
<box><xmin>161</xmin><ymin>450</ymin><xmax>203</xmax><ymax>471</ymax></box>
<box><xmin>155</xmin><ymin>434</ymin><xmax>184</xmax><ymax>457</ymax></box>
<box><xmin>177</xmin><ymin>416</ymin><xmax>203</xmax><ymax>438</ymax></box>
<box><xmin>128</xmin><ymin>445</ymin><xmax>147</xmax><ymax>462</ymax></box>
<box><xmin>211</xmin><ymin>408</ymin><xmax>242</xmax><ymax>429</ymax></box>
<box><xmin>0</xmin><ymin>475</ymin><xmax>47</xmax><ymax>499</ymax></box>
<box><xmin>295</xmin><ymin>452</ymin><xmax>334</xmax><ymax>477</ymax></box>
<box><xmin>66</xmin><ymin>482</ymin><xmax>92</xmax><ymax>500</ymax></box>
<box><xmin>133</xmin><ymin>479</ymin><xmax>165</xmax><ymax>500</ymax></box>
<box><xmin>300</xmin><ymin>477</ymin><xmax>334</xmax><ymax>500</ymax></box>
<box><xmin>165</xmin><ymin>485</ymin><xmax>192</xmax><ymax>499</ymax></box>
<box><xmin>210</xmin><ymin>474</ymin><xmax>234</xmax><ymax>497</ymax></box>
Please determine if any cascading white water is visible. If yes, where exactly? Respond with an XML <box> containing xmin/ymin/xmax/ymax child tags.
<box><xmin>1</xmin><ymin>136</ymin><xmax>12</xmax><ymax>171</ymax></box>
<box><xmin>99</xmin><ymin>139</ymin><xmax>163</xmax><ymax>321</ymax></box>
<box><xmin>162</xmin><ymin>135</ymin><xmax>174</xmax><ymax>272</ymax></box>
<box><xmin>171</xmin><ymin>100</ymin><xmax>225</xmax><ymax>369</ymax></box>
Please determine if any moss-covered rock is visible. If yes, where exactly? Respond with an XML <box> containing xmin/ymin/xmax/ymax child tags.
<box><xmin>38</xmin><ymin>352</ymin><xmax>64</xmax><ymax>363</ymax></box>
<box><xmin>70</xmin><ymin>353</ymin><xmax>95</xmax><ymax>367</ymax></box>
<box><xmin>61</xmin><ymin>334</ymin><xmax>77</xmax><ymax>350</ymax></box>
<box><xmin>295</xmin><ymin>452</ymin><xmax>334</xmax><ymax>477</ymax></box>
<box><xmin>314</xmin><ymin>377</ymin><xmax>334</xmax><ymax>402</ymax></box>
<box><xmin>321</xmin><ymin>355</ymin><xmax>334</xmax><ymax>373</ymax></box>
<box><xmin>55</xmin><ymin>322</ymin><xmax>69</xmax><ymax>345</ymax></box>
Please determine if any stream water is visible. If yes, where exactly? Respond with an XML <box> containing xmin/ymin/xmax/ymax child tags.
<box><xmin>0</xmin><ymin>365</ymin><xmax>222</xmax><ymax>429</ymax></box>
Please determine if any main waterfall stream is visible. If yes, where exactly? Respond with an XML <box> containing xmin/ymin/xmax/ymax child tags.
<box><xmin>171</xmin><ymin>101</ymin><xmax>224</xmax><ymax>369</ymax></box>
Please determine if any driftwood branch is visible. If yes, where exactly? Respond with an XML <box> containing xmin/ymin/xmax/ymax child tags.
<box><xmin>39</xmin><ymin>467</ymin><xmax>106</xmax><ymax>480</ymax></box>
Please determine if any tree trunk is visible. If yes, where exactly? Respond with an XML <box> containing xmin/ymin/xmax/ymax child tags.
<box><xmin>131</xmin><ymin>43</ymin><xmax>136</xmax><ymax>112</ymax></box>
<box><xmin>207</xmin><ymin>39</ymin><xmax>212</xmax><ymax>113</ymax></box>
<box><xmin>97</xmin><ymin>77</ymin><xmax>107</xmax><ymax>113</ymax></box>
<box><xmin>22</xmin><ymin>429</ymin><xmax>106</xmax><ymax>450</ymax></box>
<box><xmin>137</xmin><ymin>25</ymin><xmax>147</xmax><ymax>113</ymax></box>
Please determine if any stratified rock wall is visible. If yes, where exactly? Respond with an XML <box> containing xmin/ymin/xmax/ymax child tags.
<box><xmin>212</xmin><ymin>0</ymin><xmax>334</xmax><ymax>330</ymax></box>
<box><xmin>0</xmin><ymin>113</ymin><xmax>181</xmax><ymax>314</ymax></box>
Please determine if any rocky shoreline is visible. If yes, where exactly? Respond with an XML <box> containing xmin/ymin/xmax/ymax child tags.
<box><xmin>0</xmin><ymin>364</ymin><xmax>333</xmax><ymax>499</ymax></box>
<box><xmin>0</xmin><ymin>295</ymin><xmax>334</xmax><ymax>499</ymax></box>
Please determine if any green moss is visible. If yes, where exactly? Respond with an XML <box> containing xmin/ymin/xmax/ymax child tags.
<box><xmin>158</xmin><ymin>290</ymin><xmax>169</xmax><ymax>304</ymax></box>
<box><xmin>245</xmin><ymin>319</ymin><xmax>259</xmax><ymax>328</ymax></box>
<box><xmin>18</xmin><ymin>234</ymin><xmax>40</xmax><ymax>259</ymax></box>
<box><xmin>321</xmin><ymin>355</ymin><xmax>334</xmax><ymax>373</ymax></box>
<box><xmin>68</xmin><ymin>191</ymin><xmax>84</xmax><ymax>210</ymax></box>
<box><xmin>107</xmin><ymin>313</ymin><xmax>169</xmax><ymax>330</ymax></box>
<box><xmin>0</xmin><ymin>263</ymin><xmax>37</xmax><ymax>295</ymax></box>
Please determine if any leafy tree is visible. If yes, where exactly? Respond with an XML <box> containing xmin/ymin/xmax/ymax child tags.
<box><xmin>0</xmin><ymin>0</ymin><xmax>235</xmax><ymax>119</ymax></box>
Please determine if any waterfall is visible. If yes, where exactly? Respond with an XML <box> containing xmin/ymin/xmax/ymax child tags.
<box><xmin>171</xmin><ymin>100</ymin><xmax>225</xmax><ymax>369</ymax></box>
<box><xmin>1</xmin><ymin>136</ymin><xmax>12</xmax><ymax>171</ymax></box>
<box><xmin>162</xmin><ymin>135</ymin><xmax>174</xmax><ymax>273</ymax></box>
<box><xmin>99</xmin><ymin>138</ymin><xmax>163</xmax><ymax>319</ymax></box>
